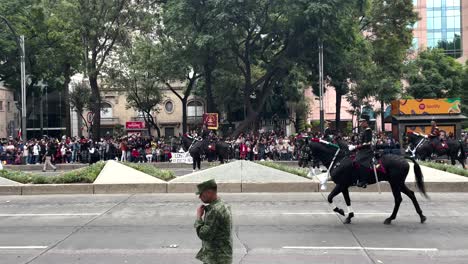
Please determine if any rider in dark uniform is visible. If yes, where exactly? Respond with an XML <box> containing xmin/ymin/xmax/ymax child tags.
<box><xmin>428</xmin><ymin>120</ymin><xmax>440</xmax><ymax>145</ymax></box>
<box><xmin>355</xmin><ymin>115</ymin><xmax>373</xmax><ymax>188</ymax></box>
<box><xmin>324</xmin><ymin>121</ymin><xmax>333</xmax><ymax>142</ymax></box>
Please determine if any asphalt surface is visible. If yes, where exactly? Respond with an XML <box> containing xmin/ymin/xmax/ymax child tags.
<box><xmin>0</xmin><ymin>192</ymin><xmax>467</xmax><ymax>264</ymax></box>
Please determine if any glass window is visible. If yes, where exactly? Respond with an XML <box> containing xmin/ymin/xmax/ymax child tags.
<box><xmin>100</xmin><ymin>102</ymin><xmax>113</xmax><ymax>119</ymax></box>
<box><xmin>187</xmin><ymin>101</ymin><xmax>204</xmax><ymax>117</ymax></box>
<box><xmin>0</xmin><ymin>101</ymin><xmax>3</xmax><ymax>111</ymax></box>
<box><xmin>433</xmin><ymin>17</ymin><xmax>442</xmax><ymax>29</ymax></box>
<box><xmin>7</xmin><ymin>101</ymin><xmax>10</xmax><ymax>112</ymax></box>
<box><xmin>427</xmin><ymin>18</ymin><xmax>434</xmax><ymax>29</ymax></box>
<box><xmin>427</xmin><ymin>0</ymin><xmax>434</xmax><ymax>8</ymax></box>
<box><xmin>165</xmin><ymin>101</ymin><xmax>174</xmax><ymax>113</ymax></box>
<box><xmin>165</xmin><ymin>127</ymin><xmax>175</xmax><ymax>137</ymax></box>
<box><xmin>433</xmin><ymin>10</ymin><xmax>441</xmax><ymax>17</ymax></box>
<box><xmin>454</xmin><ymin>16</ymin><xmax>461</xmax><ymax>28</ymax></box>
<box><xmin>446</xmin><ymin>0</ymin><xmax>459</xmax><ymax>7</ymax></box>
<box><xmin>446</xmin><ymin>9</ymin><xmax>460</xmax><ymax>17</ymax></box>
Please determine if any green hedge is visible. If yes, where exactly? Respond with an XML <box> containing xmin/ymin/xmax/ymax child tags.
<box><xmin>0</xmin><ymin>161</ymin><xmax>175</xmax><ymax>184</ymax></box>
<box><xmin>257</xmin><ymin>161</ymin><xmax>309</xmax><ymax>178</ymax></box>
<box><xmin>420</xmin><ymin>161</ymin><xmax>468</xmax><ymax>177</ymax></box>
<box><xmin>0</xmin><ymin>162</ymin><xmax>106</xmax><ymax>184</ymax></box>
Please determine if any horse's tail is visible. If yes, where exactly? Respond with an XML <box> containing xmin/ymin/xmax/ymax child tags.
<box><xmin>404</xmin><ymin>156</ymin><xmax>428</xmax><ymax>198</ymax></box>
<box><xmin>458</xmin><ymin>141</ymin><xmax>466</xmax><ymax>162</ymax></box>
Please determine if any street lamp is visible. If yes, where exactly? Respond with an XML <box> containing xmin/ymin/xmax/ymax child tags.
<box><xmin>318</xmin><ymin>40</ymin><xmax>325</xmax><ymax>134</ymax></box>
<box><xmin>0</xmin><ymin>15</ymin><xmax>27</xmax><ymax>140</ymax></box>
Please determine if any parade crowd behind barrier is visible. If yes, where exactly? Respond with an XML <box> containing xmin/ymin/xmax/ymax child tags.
<box><xmin>1</xmin><ymin>129</ymin><xmax>467</xmax><ymax>165</ymax></box>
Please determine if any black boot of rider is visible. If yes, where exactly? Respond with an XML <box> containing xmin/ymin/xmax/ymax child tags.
<box><xmin>356</xmin><ymin>180</ymin><xmax>367</xmax><ymax>188</ymax></box>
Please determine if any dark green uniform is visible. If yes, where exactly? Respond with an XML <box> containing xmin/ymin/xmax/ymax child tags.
<box><xmin>195</xmin><ymin>199</ymin><xmax>233</xmax><ymax>264</ymax></box>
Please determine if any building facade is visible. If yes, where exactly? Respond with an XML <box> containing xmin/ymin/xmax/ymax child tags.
<box><xmin>69</xmin><ymin>77</ymin><xmax>206</xmax><ymax>138</ymax></box>
<box><xmin>413</xmin><ymin>0</ymin><xmax>468</xmax><ymax>60</ymax></box>
<box><xmin>0</xmin><ymin>85</ymin><xmax>19</xmax><ymax>139</ymax></box>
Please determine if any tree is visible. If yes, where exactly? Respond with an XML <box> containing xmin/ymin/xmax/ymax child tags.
<box><xmin>0</xmin><ymin>0</ymin><xmax>81</xmax><ymax>136</ymax></box>
<box><xmin>405</xmin><ymin>49</ymin><xmax>464</xmax><ymax>99</ymax></box>
<box><xmin>69</xmin><ymin>82</ymin><xmax>91</xmax><ymax>137</ymax></box>
<box><xmin>361</xmin><ymin>0</ymin><xmax>418</xmax><ymax>131</ymax></box>
<box><xmin>106</xmin><ymin>37</ymin><xmax>164</xmax><ymax>137</ymax></box>
<box><xmin>74</xmin><ymin>0</ymin><xmax>155</xmax><ymax>139</ymax></box>
<box><xmin>218</xmin><ymin>0</ymin><xmax>311</xmax><ymax>136</ymax></box>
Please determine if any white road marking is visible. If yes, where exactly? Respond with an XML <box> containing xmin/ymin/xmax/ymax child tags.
<box><xmin>0</xmin><ymin>213</ymin><xmax>100</xmax><ymax>217</ymax></box>
<box><xmin>283</xmin><ymin>246</ymin><xmax>438</xmax><ymax>252</ymax></box>
<box><xmin>0</xmin><ymin>246</ymin><xmax>47</xmax><ymax>250</ymax></box>
<box><xmin>281</xmin><ymin>212</ymin><xmax>389</xmax><ymax>215</ymax></box>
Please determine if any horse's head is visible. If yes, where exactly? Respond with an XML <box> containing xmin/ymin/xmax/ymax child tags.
<box><xmin>308</xmin><ymin>138</ymin><xmax>342</xmax><ymax>168</ymax></box>
<box><xmin>407</xmin><ymin>131</ymin><xmax>424</xmax><ymax>145</ymax></box>
<box><xmin>181</xmin><ymin>135</ymin><xmax>193</xmax><ymax>151</ymax></box>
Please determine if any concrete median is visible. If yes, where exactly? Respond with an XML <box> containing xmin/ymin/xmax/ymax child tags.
<box><xmin>21</xmin><ymin>184</ymin><xmax>94</xmax><ymax>195</ymax></box>
<box><xmin>94</xmin><ymin>183</ymin><xmax>167</xmax><ymax>194</ymax></box>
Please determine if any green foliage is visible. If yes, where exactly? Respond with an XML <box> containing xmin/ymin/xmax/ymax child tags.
<box><xmin>0</xmin><ymin>0</ymin><xmax>81</xmax><ymax>105</ymax></box>
<box><xmin>0</xmin><ymin>162</ymin><xmax>105</xmax><ymax>184</ymax></box>
<box><xmin>106</xmin><ymin>36</ymin><xmax>164</xmax><ymax>137</ymax></box>
<box><xmin>0</xmin><ymin>161</ymin><xmax>175</xmax><ymax>184</ymax></box>
<box><xmin>257</xmin><ymin>161</ymin><xmax>309</xmax><ymax>178</ymax></box>
<box><xmin>405</xmin><ymin>49</ymin><xmax>464</xmax><ymax>98</ymax></box>
<box><xmin>420</xmin><ymin>161</ymin><xmax>468</xmax><ymax>177</ymax></box>
<box><xmin>122</xmin><ymin>162</ymin><xmax>175</xmax><ymax>181</ymax></box>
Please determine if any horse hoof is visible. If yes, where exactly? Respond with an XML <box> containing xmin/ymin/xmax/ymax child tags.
<box><xmin>383</xmin><ymin>218</ymin><xmax>392</xmax><ymax>225</ymax></box>
<box><xmin>420</xmin><ymin>215</ymin><xmax>427</xmax><ymax>224</ymax></box>
<box><xmin>333</xmin><ymin>208</ymin><xmax>345</xmax><ymax>216</ymax></box>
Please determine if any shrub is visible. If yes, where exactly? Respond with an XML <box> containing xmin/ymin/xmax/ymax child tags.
<box><xmin>420</xmin><ymin>161</ymin><xmax>468</xmax><ymax>177</ymax></box>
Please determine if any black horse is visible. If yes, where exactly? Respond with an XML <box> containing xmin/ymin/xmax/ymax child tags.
<box><xmin>181</xmin><ymin>135</ymin><xmax>230</xmax><ymax>170</ymax></box>
<box><xmin>305</xmin><ymin>139</ymin><xmax>427</xmax><ymax>225</ymax></box>
<box><xmin>407</xmin><ymin>131</ymin><xmax>466</xmax><ymax>169</ymax></box>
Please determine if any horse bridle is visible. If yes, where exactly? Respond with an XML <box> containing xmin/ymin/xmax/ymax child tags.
<box><xmin>410</xmin><ymin>134</ymin><xmax>426</xmax><ymax>157</ymax></box>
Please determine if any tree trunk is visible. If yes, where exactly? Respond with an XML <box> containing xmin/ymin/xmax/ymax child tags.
<box><xmin>63</xmin><ymin>63</ymin><xmax>72</xmax><ymax>137</ymax></box>
<box><xmin>335</xmin><ymin>87</ymin><xmax>342</xmax><ymax>133</ymax></box>
<box><xmin>204</xmin><ymin>63</ymin><xmax>217</xmax><ymax>113</ymax></box>
<box><xmin>77</xmin><ymin>111</ymin><xmax>83</xmax><ymax>138</ymax></box>
<box><xmin>380</xmin><ymin>100</ymin><xmax>385</xmax><ymax>132</ymax></box>
<box><xmin>182</xmin><ymin>97</ymin><xmax>188</xmax><ymax>134</ymax></box>
<box><xmin>89</xmin><ymin>74</ymin><xmax>101</xmax><ymax>140</ymax></box>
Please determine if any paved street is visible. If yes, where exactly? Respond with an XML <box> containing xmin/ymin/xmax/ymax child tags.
<box><xmin>0</xmin><ymin>192</ymin><xmax>467</xmax><ymax>264</ymax></box>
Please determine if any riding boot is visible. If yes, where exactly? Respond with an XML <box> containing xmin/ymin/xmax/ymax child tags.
<box><xmin>356</xmin><ymin>168</ymin><xmax>368</xmax><ymax>188</ymax></box>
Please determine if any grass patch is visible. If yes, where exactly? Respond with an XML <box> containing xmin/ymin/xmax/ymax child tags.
<box><xmin>0</xmin><ymin>161</ymin><xmax>175</xmax><ymax>184</ymax></box>
<box><xmin>122</xmin><ymin>162</ymin><xmax>175</xmax><ymax>181</ymax></box>
<box><xmin>0</xmin><ymin>162</ymin><xmax>106</xmax><ymax>184</ymax></box>
<box><xmin>256</xmin><ymin>161</ymin><xmax>309</xmax><ymax>178</ymax></box>
<box><xmin>420</xmin><ymin>161</ymin><xmax>468</xmax><ymax>177</ymax></box>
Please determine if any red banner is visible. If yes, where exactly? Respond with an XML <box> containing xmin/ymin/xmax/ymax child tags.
<box><xmin>126</xmin><ymin>121</ymin><xmax>145</xmax><ymax>130</ymax></box>
<box><xmin>203</xmin><ymin>113</ymin><xmax>219</xmax><ymax>130</ymax></box>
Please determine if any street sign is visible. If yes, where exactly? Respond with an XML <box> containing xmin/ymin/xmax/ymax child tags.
<box><xmin>126</xmin><ymin>121</ymin><xmax>145</xmax><ymax>130</ymax></box>
<box><xmin>203</xmin><ymin>113</ymin><xmax>218</xmax><ymax>130</ymax></box>
<box><xmin>87</xmin><ymin>112</ymin><xmax>95</xmax><ymax>124</ymax></box>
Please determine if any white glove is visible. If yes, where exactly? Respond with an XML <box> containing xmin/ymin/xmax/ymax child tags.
<box><xmin>348</xmin><ymin>145</ymin><xmax>356</xmax><ymax>151</ymax></box>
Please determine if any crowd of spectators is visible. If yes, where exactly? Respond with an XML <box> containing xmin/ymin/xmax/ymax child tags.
<box><xmin>1</xmin><ymin>129</ymin><xmax>466</xmax><ymax>165</ymax></box>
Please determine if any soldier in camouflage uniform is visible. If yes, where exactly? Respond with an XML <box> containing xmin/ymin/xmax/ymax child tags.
<box><xmin>195</xmin><ymin>179</ymin><xmax>233</xmax><ymax>264</ymax></box>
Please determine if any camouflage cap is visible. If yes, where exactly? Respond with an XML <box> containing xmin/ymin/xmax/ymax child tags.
<box><xmin>196</xmin><ymin>179</ymin><xmax>218</xmax><ymax>195</ymax></box>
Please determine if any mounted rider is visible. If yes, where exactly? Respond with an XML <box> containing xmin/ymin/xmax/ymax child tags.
<box><xmin>355</xmin><ymin>114</ymin><xmax>374</xmax><ymax>188</ymax></box>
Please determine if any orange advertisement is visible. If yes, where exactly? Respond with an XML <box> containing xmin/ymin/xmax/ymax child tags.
<box><xmin>391</xmin><ymin>98</ymin><xmax>461</xmax><ymax>115</ymax></box>
<box><xmin>405</xmin><ymin>125</ymin><xmax>455</xmax><ymax>136</ymax></box>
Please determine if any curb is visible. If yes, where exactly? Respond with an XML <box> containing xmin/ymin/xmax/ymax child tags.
<box><xmin>0</xmin><ymin>182</ymin><xmax>467</xmax><ymax>195</ymax></box>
